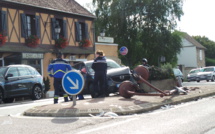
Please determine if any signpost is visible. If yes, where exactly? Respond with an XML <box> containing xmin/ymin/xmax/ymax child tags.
<box><xmin>62</xmin><ymin>70</ymin><xmax>84</xmax><ymax>106</ymax></box>
<box><xmin>119</xmin><ymin>46</ymin><xmax>128</xmax><ymax>55</ymax></box>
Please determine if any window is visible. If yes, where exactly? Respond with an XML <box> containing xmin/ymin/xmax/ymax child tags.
<box><xmin>199</xmin><ymin>50</ymin><xmax>202</xmax><ymax>61</ymax></box>
<box><xmin>26</xmin><ymin>15</ymin><xmax>36</xmax><ymax>37</ymax></box>
<box><xmin>21</xmin><ymin>14</ymin><xmax>40</xmax><ymax>38</ymax></box>
<box><xmin>7</xmin><ymin>67</ymin><xmax>19</xmax><ymax>77</ymax></box>
<box><xmin>18</xmin><ymin>67</ymin><xmax>31</xmax><ymax>76</ymax></box>
<box><xmin>0</xmin><ymin>11</ymin><xmax>7</xmax><ymax>35</ymax></box>
<box><xmin>51</xmin><ymin>18</ymin><xmax>67</xmax><ymax>40</ymax></box>
<box><xmin>75</xmin><ymin>22</ymin><xmax>88</xmax><ymax>41</ymax></box>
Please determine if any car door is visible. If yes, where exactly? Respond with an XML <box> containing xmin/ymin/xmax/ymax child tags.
<box><xmin>16</xmin><ymin>66</ymin><xmax>33</xmax><ymax>95</ymax></box>
<box><xmin>4</xmin><ymin>67</ymin><xmax>21</xmax><ymax>97</ymax></box>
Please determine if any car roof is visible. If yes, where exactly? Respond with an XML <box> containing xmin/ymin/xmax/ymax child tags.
<box><xmin>202</xmin><ymin>66</ymin><xmax>215</xmax><ymax>68</ymax></box>
<box><xmin>81</xmin><ymin>59</ymin><xmax>116</xmax><ymax>64</ymax></box>
<box><xmin>6</xmin><ymin>64</ymin><xmax>33</xmax><ymax>68</ymax></box>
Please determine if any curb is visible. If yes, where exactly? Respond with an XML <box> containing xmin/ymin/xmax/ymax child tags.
<box><xmin>24</xmin><ymin>90</ymin><xmax>215</xmax><ymax>117</ymax></box>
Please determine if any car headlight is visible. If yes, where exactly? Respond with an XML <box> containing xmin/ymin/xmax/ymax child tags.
<box><xmin>208</xmin><ymin>73</ymin><xmax>212</xmax><ymax>76</ymax></box>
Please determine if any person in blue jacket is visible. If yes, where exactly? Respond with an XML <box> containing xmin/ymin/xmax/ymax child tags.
<box><xmin>92</xmin><ymin>50</ymin><xmax>107</xmax><ymax>98</ymax></box>
<box><xmin>48</xmin><ymin>52</ymin><xmax>72</xmax><ymax>104</ymax></box>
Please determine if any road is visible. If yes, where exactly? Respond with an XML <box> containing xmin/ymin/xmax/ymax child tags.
<box><xmin>0</xmin><ymin>81</ymin><xmax>215</xmax><ymax>134</ymax></box>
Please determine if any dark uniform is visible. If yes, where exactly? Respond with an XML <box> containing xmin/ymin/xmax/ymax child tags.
<box><xmin>48</xmin><ymin>55</ymin><xmax>72</xmax><ymax>104</ymax></box>
<box><xmin>92</xmin><ymin>56</ymin><xmax>107</xmax><ymax>97</ymax></box>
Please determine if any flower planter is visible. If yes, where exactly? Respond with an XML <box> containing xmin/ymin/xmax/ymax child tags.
<box><xmin>0</xmin><ymin>33</ymin><xmax>7</xmax><ymax>46</ymax></box>
<box><xmin>55</xmin><ymin>36</ymin><xmax>68</xmax><ymax>49</ymax></box>
<box><xmin>25</xmin><ymin>35</ymin><xmax>40</xmax><ymax>47</ymax></box>
<box><xmin>79</xmin><ymin>39</ymin><xmax>90</xmax><ymax>47</ymax></box>
<box><xmin>140</xmin><ymin>78</ymin><xmax>177</xmax><ymax>92</ymax></box>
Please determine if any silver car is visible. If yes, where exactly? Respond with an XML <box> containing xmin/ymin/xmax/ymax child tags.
<box><xmin>187</xmin><ymin>68</ymin><xmax>203</xmax><ymax>82</ymax></box>
<box><xmin>196</xmin><ymin>66</ymin><xmax>215</xmax><ymax>82</ymax></box>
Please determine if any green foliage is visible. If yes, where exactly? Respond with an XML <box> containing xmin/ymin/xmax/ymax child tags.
<box><xmin>193</xmin><ymin>36</ymin><xmax>215</xmax><ymax>58</ymax></box>
<box><xmin>93</xmin><ymin>0</ymin><xmax>184</xmax><ymax>67</ymax></box>
<box><xmin>206</xmin><ymin>57</ymin><xmax>215</xmax><ymax>66</ymax></box>
<box><xmin>43</xmin><ymin>77</ymin><xmax>50</xmax><ymax>94</ymax></box>
<box><xmin>192</xmin><ymin>36</ymin><xmax>215</xmax><ymax>66</ymax></box>
<box><xmin>148</xmin><ymin>63</ymin><xmax>175</xmax><ymax>80</ymax></box>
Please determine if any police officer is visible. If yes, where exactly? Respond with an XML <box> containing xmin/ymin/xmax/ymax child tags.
<box><xmin>48</xmin><ymin>52</ymin><xmax>72</xmax><ymax>104</ymax></box>
<box><xmin>92</xmin><ymin>50</ymin><xmax>107</xmax><ymax>98</ymax></box>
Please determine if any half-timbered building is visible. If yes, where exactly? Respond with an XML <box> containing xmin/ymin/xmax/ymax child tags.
<box><xmin>0</xmin><ymin>0</ymin><xmax>95</xmax><ymax>96</ymax></box>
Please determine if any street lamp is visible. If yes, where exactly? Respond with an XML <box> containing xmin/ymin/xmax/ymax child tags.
<box><xmin>55</xmin><ymin>22</ymin><xmax>61</xmax><ymax>39</ymax></box>
<box><xmin>100</xmin><ymin>29</ymin><xmax>105</xmax><ymax>38</ymax></box>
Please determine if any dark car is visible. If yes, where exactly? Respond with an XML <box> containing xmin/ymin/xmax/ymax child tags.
<box><xmin>72</xmin><ymin>59</ymin><xmax>134</xmax><ymax>98</ymax></box>
<box><xmin>0</xmin><ymin>65</ymin><xmax>45</xmax><ymax>103</ymax></box>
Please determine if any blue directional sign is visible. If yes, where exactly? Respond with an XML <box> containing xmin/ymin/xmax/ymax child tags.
<box><xmin>62</xmin><ymin>70</ymin><xmax>84</xmax><ymax>95</ymax></box>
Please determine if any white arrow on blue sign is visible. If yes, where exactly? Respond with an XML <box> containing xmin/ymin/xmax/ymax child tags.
<box><xmin>62</xmin><ymin>70</ymin><xmax>84</xmax><ymax>95</ymax></box>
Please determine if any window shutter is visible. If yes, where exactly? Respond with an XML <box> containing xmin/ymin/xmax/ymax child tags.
<box><xmin>84</xmin><ymin>23</ymin><xmax>89</xmax><ymax>39</ymax></box>
<box><xmin>75</xmin><ymin>22</ymin><xmax>80</xmax><ymax>41</ymax></box>
<box><xmin>63</xmin><ymin>20</ymin><xmax>67</xmax><ymax>38</ymax></box>
<box><xmin>20</xmin><ymin>13</ymin><xmax>27</xmax><ymax>38</ymax></box>
<box><xmin>51</xmin><ymin>18</ymin><xmax>56</xmax><ymax>40</ymax></box>
<box><xmin>35</xmin><ymin>16</ymin><xmax>41</xmax><ymax>38</ymax></box>
<box><xmin>0</xmin><ymin>11</ymin><xmax>7</xmax><ymax>35</ymax></box>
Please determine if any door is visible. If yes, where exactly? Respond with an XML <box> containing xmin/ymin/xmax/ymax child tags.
<box><xmin>4</xmin><ymin>67</ymin><xmax>21</xmax><ymax>97</ymax></box>
<box><xmin>17</xmin><ymin>67</ymin><xmax>34</xmax><ymax>95</ymax></box>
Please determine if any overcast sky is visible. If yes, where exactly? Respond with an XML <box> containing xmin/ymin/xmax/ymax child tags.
<box><xmin>76</xmin><ymin>0</ymin><xmax>215</xmax><ymax>42</ymax></box>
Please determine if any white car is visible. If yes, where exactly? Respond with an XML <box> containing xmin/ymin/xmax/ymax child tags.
<box><xmin>187</xmin><ymin>68</ymin><xmax>203</xmax><ymax>82</ymax></box>
<box><xmin>196</xmin><ymin>66</ymin><xmax>215</xmax><ymax>82</ymax></box>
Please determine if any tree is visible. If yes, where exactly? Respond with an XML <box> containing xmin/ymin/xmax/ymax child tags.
<box><xmin>193</xmin><ymin>36</ymin><xmax>215</xmax><ymax>66</ymax></box>
<box><xmin>93</xmin><ymin>0</ymin><xmax>184</xmax><ymax>68</ymax></box>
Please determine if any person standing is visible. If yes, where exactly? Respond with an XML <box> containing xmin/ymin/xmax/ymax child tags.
<box><xmin>92</xmin><ymin>50</ymin><xmax>107</xmax><ymax>98</ymax></box>
<box><xmin>48</xmin><ymin>52</ymin><xmax>72</xmax><ymax>104</ymax></box>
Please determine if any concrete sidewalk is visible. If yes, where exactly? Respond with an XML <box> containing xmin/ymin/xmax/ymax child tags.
<box><xmin>24</xmin><ymin>85</ymin><xmax>215</xmax><ymax>117</ymax></box>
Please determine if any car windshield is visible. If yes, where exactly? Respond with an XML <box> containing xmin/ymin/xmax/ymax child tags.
<box><xmin>0</xmin><ymin>67</ymin><xmax>7</xmax><ymax>77</ymax></box>
<box><xmin>173</xmin><ymin>69</ymin><xmax>182</xmax><ymax>75</ymax></box>
<box><xmin>203</xmin><ymin>68</ymin><xmax>214</xmax><ymax>72</ymax></box>
<box><xmin>86</xmin><ymin>60</ymin><xmax>121</xmax><ymax>73</ymax></box>
<box><xmin>189</xmin><ymin>69</ymin><xmax>199</xmax><ymax>74</ymax></box>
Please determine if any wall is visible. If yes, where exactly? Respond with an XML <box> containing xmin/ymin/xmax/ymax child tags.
<box><xmin>177</xmin><ymin>39</ymin><xmax>197</xmax><ymax>67</ymax></box>
<box><xmin>94</xmin><ymin>42</ymin><xmax>121</xmax><ymax>63</ymax></box>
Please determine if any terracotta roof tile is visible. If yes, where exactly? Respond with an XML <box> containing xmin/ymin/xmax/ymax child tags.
<box><xmin>4</xmin><ymin>0</ymin><xmax>95</xmax><ymax>18</ymax></box>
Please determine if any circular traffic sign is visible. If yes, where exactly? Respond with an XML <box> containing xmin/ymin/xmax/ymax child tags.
<box><xmin>119</xmin><ymin>46</ymin><xmax>128</xmax><ymax>55</ymax></box>
<box><xmin>62</xmin><ymin>70</ymin><xmax>84</xmax><ymax>95</ymax></box>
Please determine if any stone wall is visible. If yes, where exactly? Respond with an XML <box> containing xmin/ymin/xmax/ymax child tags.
<box><xmin>140</xmin><ymin>78</ymin><xmax>177</xmax><ymax>92</ymax></box>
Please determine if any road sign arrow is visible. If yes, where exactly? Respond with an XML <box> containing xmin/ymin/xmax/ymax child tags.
<box><xmin>67</xmin><ymin>76</ymin><xmax>79</xmax><ymax>89</ymax></box>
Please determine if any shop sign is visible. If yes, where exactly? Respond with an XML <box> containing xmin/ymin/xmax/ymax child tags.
<box><xmin>22</xmin><ymin>53</ymin><xmax>44</xmax><ymax>59</ymax></box>
<box><xmin>97</xmin><ymin>36</ymin><xmax>114</xmax><ymax>43</ymax></box>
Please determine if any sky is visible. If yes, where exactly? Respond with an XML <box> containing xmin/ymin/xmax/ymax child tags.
<box><xmin>76</xmin><ymin>0</ymin><xmax>215</xmax><ymax>42</ymax></box>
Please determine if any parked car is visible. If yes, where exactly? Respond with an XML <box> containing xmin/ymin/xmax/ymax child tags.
<box><xmin>196</xmin><ymin>66</ymin><xmax>215</xmax><ymax>82</ymax></box>
<box><xmin>173</xmin><ymin>68</ymin><xmax>184</xmax><ymax>82</ymax></box>
<box><xmin>0</xmin><ymin>65</ymin><xmax>45</xmax><ymax>103</ymax></box>
<box><xmin>187</xmin><ymin>68</ymin><xmax>203</xmax><ymax>82</ymax></box>
<box><xmin>72</xmin><ymin>59</ymin><xmax>134</xmax><ymax>98</ymax></box>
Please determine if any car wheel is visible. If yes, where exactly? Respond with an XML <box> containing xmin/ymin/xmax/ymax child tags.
<box><xmin>31</xmin><ymin>85</ymin><xmax>42</xmax><ymax>100</ymax></box>
<box><xmin>211</xmin><ymin>76</ymin><xmax>215</xmax><ymax>82</ymax></box>
<box><xmin>89</xmin><ymin>84</ymin><xmax>96</xmax><ymax>98</ymax></box>
<box><xmin>0</xmin><ymin>89</ymin><xmax>3</xmax><ymax>104</ymax></box>
<box><xmin>3</xmin><ymin>98</ymin><xmax>14</xmax><ymax>103</ymax></box>
<box><xmin>207</xmin><ymin>80</ymin><xmax>209</xmax><ymax>82</ymax></box>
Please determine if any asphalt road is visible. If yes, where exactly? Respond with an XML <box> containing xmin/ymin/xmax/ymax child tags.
<box><xmin>0</xmin><ymin>81</ymin><xmax>215</xmax><ymax>134</ymax></box>
<box><xmin>0</xmin><ymin>95</ymin><xmax>215</xmax><ymax>134</ymax></box>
